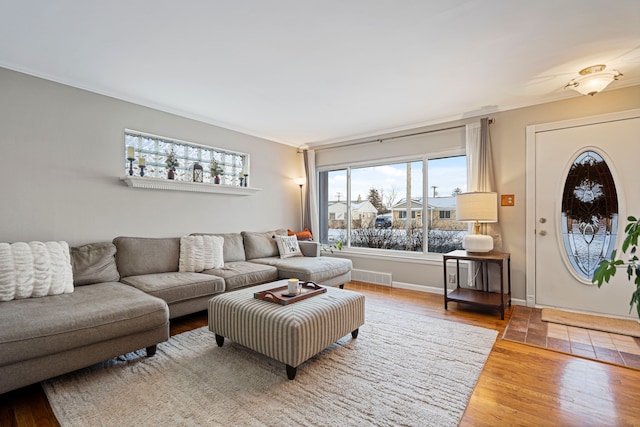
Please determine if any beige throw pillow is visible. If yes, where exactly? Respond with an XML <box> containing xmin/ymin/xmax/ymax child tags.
<box><xmin>275</xmin><ymin>235</ymin><xmax>303</xmax><ymax>259</ymax></box>
<box><xmin>179</xmin><ymin>235</ymin><xmax>224</xmax><ymax>272</ymax></box>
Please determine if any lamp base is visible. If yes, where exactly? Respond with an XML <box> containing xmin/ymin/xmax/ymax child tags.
<box><xmin>463</xmin><ymin>234</ymin><xmax>493</xmax><ymax>253</ymax></box>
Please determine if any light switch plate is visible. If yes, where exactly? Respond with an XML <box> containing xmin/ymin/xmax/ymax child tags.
<box><xmin>501</xmin><ymin>194</ymin><xmax>515</xmax><ymax>206</ymax></box>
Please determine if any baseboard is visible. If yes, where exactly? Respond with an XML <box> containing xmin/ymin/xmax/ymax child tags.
<box><xmin>388</xmin><ymin>281</ymin><xmax>527</xmax><ymax>306</ymax></box>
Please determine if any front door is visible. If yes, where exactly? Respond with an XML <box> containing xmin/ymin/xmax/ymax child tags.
<box><xmin>527</xmin><ymin>110</ymin><xmax>640</xmax><ymax>319</ymax></box>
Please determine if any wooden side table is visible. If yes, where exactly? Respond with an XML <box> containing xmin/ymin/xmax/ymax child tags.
<box><xmin>442</xmin><ymin>250</ymin><xmax>511</xmax><ymax>320</ymax></box>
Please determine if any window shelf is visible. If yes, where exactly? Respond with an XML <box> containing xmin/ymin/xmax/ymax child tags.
<box><xmin>120</xmin><ymin>176</ymin><xmax>261</xmax><ymax>196</ymax></box>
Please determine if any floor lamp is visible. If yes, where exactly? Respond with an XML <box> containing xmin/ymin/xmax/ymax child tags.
<box><xmin>294</xmin><ymin>177</ymin><xmax>306</xmax><ymax>229</ymax></box>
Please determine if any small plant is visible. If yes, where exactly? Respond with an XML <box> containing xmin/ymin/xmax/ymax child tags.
<box><xmin>321</xmin><ymin>239</ymin><xmax>344</xmax><ymax>254</ymax></box>
<box><xmin>210</xmin><ymin>160</ymin><xmax>224</xmax><ymax>177</ymax></box>
<box><xmin>592</xmin><ymin>215</ymin><xmax>640</xmax><ymax>318</ymax></box>
<box><xmin>165</xmin><ymin>149</ymin><xmax>179</xmax><ymax>170</ymax></box>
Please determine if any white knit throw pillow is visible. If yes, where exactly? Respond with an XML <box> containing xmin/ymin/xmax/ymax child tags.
<box><xmin>179</xmin><ymin>235</ymin><xmax>224</xmax><ymax>273</ymax></box>
<box><xmin>0</xmin><ymin>241</ymin><xmax>74</xmax><ymax>302</ymax></box>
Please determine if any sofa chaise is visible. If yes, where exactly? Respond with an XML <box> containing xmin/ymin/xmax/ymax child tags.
<box><xmin>0</xmin><ymin>229</ymin><xmax>352</xmax><ymax>394</ymax></box>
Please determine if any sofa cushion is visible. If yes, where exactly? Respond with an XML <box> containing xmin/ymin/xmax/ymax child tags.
<box><xmin>202</xmin><ymin>262</ymin><xmax>278</xmax><ymax>291</ymax></box>
<box><xmin>179</xmin><ymin>235</ymin><xmax>224</xmax><ymax>273</ymax></box>
<box><xmin>70</xmin><ymin>242</ymin><xmax>120</xmax><ymax>286</ymax></box>
<box><xmin>120</xmin><ymin>272</ymin><xmax>225</xmax><ymax>304</ymax></box>
<box><xmin>191</xmin><ymin>233</ymin><xmax>246</xmax><ymax>263</ymax></box>
<box><xmin>298</xmin><ymin>241</ymin><xmax>320</xmax><ymax>257</ymax></box>
<box><xmin>275</xmin><ymin>235</ymin><xmax>303</xmax><ymax>259</ymax></box>
<box><xmin>113</xmin><ymin>237</ymin><xmax>180</xmax><ymax>277</ymax></box>
<box><xmin>242</xmin><ymin>229</ymin><xmax>286</xmax><ymax>260</ymax></box>
<box><xmin>0</xmin><ymin>241</ymin><xmax>73</xmax><ymax>301</ymax></box>
<box><xmin>250</xmin><ymin>256</ymin><xmax>353</xmax><ymax>284</ymax></box>
<box><xmin>0</xmin><ymin>282</ymin><xmax>168</xmax><ymax>367</ymax></box>
<box><xmin>288</xmin><ymin>228</ymin><xmax>313</xmax><ymax>240</ymax></box>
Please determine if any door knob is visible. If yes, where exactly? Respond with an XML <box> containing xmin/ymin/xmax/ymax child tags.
<box><xmin>539</xmin><ymin>230</ymin><xmax>547</xmax><ymax>236</ymax></box>
<box><xmin>539</xmin><ymin>218</ymin><xmax>547</xmax><ymax>223</ymax></box>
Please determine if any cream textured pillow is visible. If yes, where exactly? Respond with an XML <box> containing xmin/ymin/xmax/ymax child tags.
<box><xmin>0</xmin><ymin>241</ymin><xmax>74</xmax><ymax>302</ymax></box>
<box><xmin>275</xmin><ymin>235</ymin><xmax>303</xmax><ymax>259</ymax></box>
<box><xmin>179</xmin><ymin>235</ymin><xmax>224</xmax><ymax>272</ymax></box>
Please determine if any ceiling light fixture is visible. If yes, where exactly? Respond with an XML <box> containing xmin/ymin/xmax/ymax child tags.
<box><xmin>565</xmin><ymin>64</ymin><xmax>623</xmax><ymax>96</ymax></box>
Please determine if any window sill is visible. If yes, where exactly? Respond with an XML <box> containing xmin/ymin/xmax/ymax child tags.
<box><xmin>120</xmin><ymin>176</ymin><xmax>261</xmax><ymax>196</ymax></box>
<box><xmin>321</xmin><ymin>247</ymin><xmax>448</xmax><ymax>266</ymax></box>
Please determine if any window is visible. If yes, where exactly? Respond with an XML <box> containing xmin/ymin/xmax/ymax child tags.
<box><xmin>398</xmin><ymin>211</ymin><xmax>417</xmax><ymax>219</ymax></box>
<box><xmin>124</xmin><ymin>130</ymin><xmax>249</xmax><ymax>185</ymax></box>
<box><xmin>319</xmin><ymin>155</ymin><xmax>467</xmax><ymax>254</ymax></box>
<box><xmin>561</xmin><ymin>150</ymin><xmax>618</xmax><ymax>280</ymax></box>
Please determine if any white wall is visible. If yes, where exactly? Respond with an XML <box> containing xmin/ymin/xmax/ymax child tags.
<box><xmin>0</xmin><ymin>67</ymin><xmax>304</xmax><ymax>246</ymax></box>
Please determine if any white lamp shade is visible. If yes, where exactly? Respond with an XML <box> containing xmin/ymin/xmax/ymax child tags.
<box><xmin>456</xmin><ymin>192</ymin><xmax>498</xmax><ymax>253</ymax></box>
<box><xmin>570</xmin><ymin>72</ymin><xmax>617</xmax><ymax>96</ymax></box>
<box><xmin>456</xmin><ymin>192</ymin><xmax>498</xmax><ymax>222</ymax></box>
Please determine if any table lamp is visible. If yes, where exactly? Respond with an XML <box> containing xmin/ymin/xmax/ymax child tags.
<box><xmin>456</xmin><ymin>192</ymin><xmax>498</xmax><ymax>252</ymax></box>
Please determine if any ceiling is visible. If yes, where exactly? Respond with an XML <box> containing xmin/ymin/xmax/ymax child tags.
<box><xmin>1</xmin><ymin>1</ymin><xmax>639</xmax><ymax>147</ymax></box>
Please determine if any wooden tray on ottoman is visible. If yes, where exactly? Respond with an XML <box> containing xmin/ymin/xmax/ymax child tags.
<box><xmin>254</xmin><ymin>281</ymin><xmax>326</xmax><ymax>305</ymax></box>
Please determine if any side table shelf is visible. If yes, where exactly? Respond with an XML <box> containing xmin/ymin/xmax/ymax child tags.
<box><xmin>443</xmin><ymin>250</ymin><xmax>511</xmax><ymax>320</ymax></box>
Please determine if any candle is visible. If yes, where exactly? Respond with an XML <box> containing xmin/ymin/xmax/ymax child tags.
<box><xmin>139</xmin><ymin>157</ymin><xmax>145</xmax><ymax>166</ymax></box>
<box><xmin>287</xmin><ymin>278</ymin><xmax>299</xmax><ymax>295</ymax></box>
<box><xmin>127</xmin><ymin>146</ymin><xmax>135</xmax><ymax>159</ymax></box>
<box><xmin>242</xmin><ymin>164</ymin><xmax>249</xmax><ymax>175</ymax></box>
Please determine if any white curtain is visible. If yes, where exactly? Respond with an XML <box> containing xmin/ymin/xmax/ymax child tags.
<box><xmin>466</xmin><ymin>118</ymin><xmax>502</xmax><ymax>250</ymax></box>
<box><xmin>466</xmin><ymin>118</ymin><xmax>503</xmax><ymax>291</ymax></box>
<box><xmin>303</xmin><ymin>149</ymin><xmax>319</xmax><ymax>240</ymax></box>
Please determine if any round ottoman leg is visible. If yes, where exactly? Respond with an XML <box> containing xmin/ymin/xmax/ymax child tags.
<box><xmin>351</xmin><ymin>328</ymin><xmax>359</xmax><ymax>339</ymax></box>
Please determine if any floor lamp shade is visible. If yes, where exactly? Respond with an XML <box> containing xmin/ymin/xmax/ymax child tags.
<box><xmin>456</xmin><ymin>192</ymin><xmax>498</xmax><ymax>252</ymax></box>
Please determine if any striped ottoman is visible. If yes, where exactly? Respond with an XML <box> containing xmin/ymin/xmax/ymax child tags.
<box><xmin>208</xmin><ymin>280</ymin><xmax>365</xmax><ymax>380</ymax></box>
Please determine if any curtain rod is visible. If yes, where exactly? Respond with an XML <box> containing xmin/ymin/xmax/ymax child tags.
<box><xmin>313</xmin><ymin>119</ymin><xmax>493</xmax><ymax>152</ymax></box>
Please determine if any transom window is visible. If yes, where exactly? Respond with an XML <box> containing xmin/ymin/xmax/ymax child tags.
<box><xmin>124</xmin><ymin>130</ymin><xmax>249</xmax><ymax>185</ymax></box>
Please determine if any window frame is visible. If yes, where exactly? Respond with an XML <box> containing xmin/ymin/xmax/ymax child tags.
<box><xmin>317</xmin><ymin>148</ymin><xmax>466</xmax><ymax>260</ymax></box>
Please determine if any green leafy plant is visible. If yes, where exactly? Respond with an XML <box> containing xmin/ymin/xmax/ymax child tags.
<box><xmin>165</xmin><ymin>149</ymin><xmax>180</xmax><ymax>170</ymax></box>
<box><xmin>210</xmin><ymin>160</ymin><xmax>224</xmax><ymax>177</ymax></box>
<box><xmin>321</xmin><ymin>239</ymin><xmax>344</xmax><ymax>254</ymax></box>
<box><xmin>592</xmin><ymin>215</ymin><xmax>640</xmax><ymax>318</ymax></box>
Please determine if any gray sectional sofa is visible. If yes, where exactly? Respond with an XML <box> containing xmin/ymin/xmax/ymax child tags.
<box><xmin>0</xmin><ymin>229</ymin><xmax>352</xmax><ymax>394</ymax></box>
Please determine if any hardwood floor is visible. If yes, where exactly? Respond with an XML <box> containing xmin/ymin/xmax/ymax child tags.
<box><xmin>2</xmin><ymin>282</ymin><xmax>639</xmax><ymax>426</ymax></box>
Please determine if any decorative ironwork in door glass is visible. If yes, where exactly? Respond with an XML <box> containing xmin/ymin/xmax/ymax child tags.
<box><xmin>561</xmin><ymin>151</ymin><xmax>618</xmax><ymax>280</ymax></box>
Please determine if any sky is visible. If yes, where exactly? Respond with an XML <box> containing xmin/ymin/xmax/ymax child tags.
<box><xmin>328</xmin><ymin>155</ymin><xmax>467</xmax><ymax>206</ymax></box>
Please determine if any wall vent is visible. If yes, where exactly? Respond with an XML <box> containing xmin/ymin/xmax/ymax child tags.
<box><xmin>352</xmin><ymin>269</ymin><xmax>392</xmax><ymax>287</ymax></box>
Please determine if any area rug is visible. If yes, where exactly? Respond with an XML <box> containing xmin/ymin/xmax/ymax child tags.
<box><xmin>43</xmin><ymin>305</ymin><xmax>497</xmax><ymax>427</ymax></box>
<box><xmin>541</xmin><ymin>308</ymin><xmax>640</xmax><ymax>338</ymax></box>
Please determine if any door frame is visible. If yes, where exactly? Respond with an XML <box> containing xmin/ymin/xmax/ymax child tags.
<box><xmin>525</xmin><ymin>108</ymin><xmax>640</xmax><ymax>308</ymax></box>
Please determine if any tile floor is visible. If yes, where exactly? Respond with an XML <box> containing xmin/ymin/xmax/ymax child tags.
<box><xmin>503</xmin><ymin>305</ymin><xmax>640</xmax><ymax>370</ymax></box>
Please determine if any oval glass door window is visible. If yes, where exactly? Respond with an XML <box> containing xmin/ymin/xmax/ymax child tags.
<box><xmin>561</xmin><ymin>151</ymin><xmax>618</xmax><ymax>281</ymax></box>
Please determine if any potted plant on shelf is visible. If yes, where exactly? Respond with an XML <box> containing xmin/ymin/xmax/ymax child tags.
<box><xmin>593</xmin><ymin>215</ymin><xmax>640</xmax><ymax>319</ymax></box>
<box><xmin>165</xmin><ymin>149</ymin><xmax>180</xmax><ymax>180</ymax></box>
<box><xmin>210</xmin><ymin>160</ymin><xmax>224</xmax><ymax>184</ymax></box>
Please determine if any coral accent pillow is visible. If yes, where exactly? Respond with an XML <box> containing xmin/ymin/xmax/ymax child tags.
<box><xmin>275</xmin><ymin>235</ymin><xmax>303</xmax><ymax>259</ymax></box>
<box><xmin>288</xmin><ymin>228</ymin><xmax>313</xmax><ymax>241</ymax></box>
<box><xmin>0</xmin><ymin>241</ymin><xmax>74</xmax><ymax>301</ymax></box>
<box><xmin>179</xmin><ymin>235</ymin><xmax>224</xmax><ymax>272</ymax></box>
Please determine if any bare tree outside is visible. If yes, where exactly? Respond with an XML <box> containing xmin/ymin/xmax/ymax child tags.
<box><xmin>379</xmin><ymin>187</ymin><xmax>399</xmax><ymax>213</ymax></box>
